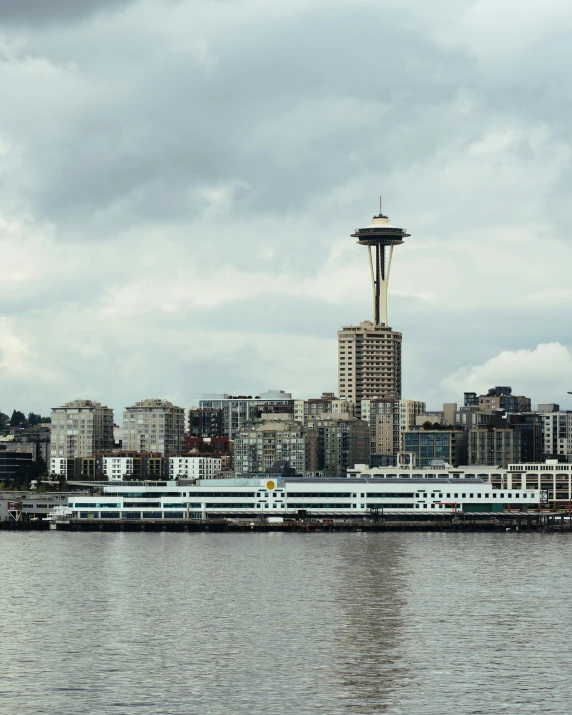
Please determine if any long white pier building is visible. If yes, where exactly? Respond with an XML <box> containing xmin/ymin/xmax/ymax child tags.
<box><xmin>67</xmin><ymin>477</ymin><xmax>542</xmax><ymax>520</ymax></box>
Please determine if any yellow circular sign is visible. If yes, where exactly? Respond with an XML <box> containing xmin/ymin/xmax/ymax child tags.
<box><xmin>266</xmin><ymin>480</ymin><xmax>276</xmax><ymax>491</ymax></box>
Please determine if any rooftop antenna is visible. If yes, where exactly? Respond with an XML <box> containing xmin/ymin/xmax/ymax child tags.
<box><xmin>379</xmin><ymin>195</ymin><xmax>382</xmax><ymax>215</ymax></box>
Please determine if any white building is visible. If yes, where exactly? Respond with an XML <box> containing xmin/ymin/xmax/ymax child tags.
<box><xmin>169</xmin><ymin>456</ymin><xmax>221</xmax><ymax>479</ymax></box>
<box><xmin>123</xmin><ymin>399</ymin><xmax>185</xmax><ymax>456</ymax></box>
<box><xmin>50</xmin><ymin>399</ymin><xmax>114</xmax><ymax>459</ymax></box>
<box><xmin>67</xmin><ymin>476</ymin><xmax>541</xmax><ymax>520</ymax></box>
<box><xmin>348</xmin><ymin>458</ymin><xmax>572</xmax><ymax>508</ymax></box>
<box><xmin>540</xmin><ymin>411</ymin><xmax>572</xmax><ymax>459</ymax></box>
<box><xmin>102</xmin><ymin>457</ymin><xmax>134</xmax><ymax>480</ymax></box>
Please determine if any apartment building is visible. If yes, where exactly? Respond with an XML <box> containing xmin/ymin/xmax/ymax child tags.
<box><xmin>293</xmin><ymin>393</ymin><xmax>356</xmax><ymax>423</ymax></box>
<box><xmin>50</xmin><ymin>399</ymin><xmax>114</xmax><ymax>458</ymax></box>
<box><xmin>123</xmin><ymin>399</ymin><xmax>185</xmax><ymax>456</ymax></box>
<box><xmin>362</xmin><ymin>398</ymin><xmax>426</xmax><ymax>455</ymax></box>
<box><xmin>199</xmin><ymin>391</ymin><xmax>294</xmax><ymax>439</ymax></box>
<box><xmin>338</xmin><ymin>321</ymin><xmax>402</xmax><ymax>414</ymax></box>
<box><xmin>305</xmin><ymin>413</ymin><xmax>369</xmax><ymax>476</ymax></box>
<box><xmin>169</xmin><ymin>456</ymin><xmax>222</xmax><ymax>479</ymax></box>
<box><xmin>233</xmin><ymin>416</ymin><xmax>308</xmax><ymax>474</ymax></box>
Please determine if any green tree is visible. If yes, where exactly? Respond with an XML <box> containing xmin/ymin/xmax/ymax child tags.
<box><xmin>10</xmin><ymin>410</ymin><xmax>26</xmax><ymax>427</ymax></box>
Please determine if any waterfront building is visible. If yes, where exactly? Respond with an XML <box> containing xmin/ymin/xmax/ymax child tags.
<box><xmin>123</xmin><ymin>399</ymin><xmax>184</xmax><ymax>456</ymax></box>
<box><xmin>233</xmin><ymin>415</ymin><xmax>308</xmax><ymax>474</ymax></box>
<box><xmin>199</xmin><ymin>391</ymin><xmax>294</xmax><ymax>439</ymax></box>
<box><xmin>66</xmin><ymin>476</ymin><xmax>541</xmax><ymax>520</ymax></box>
<box><xmin>0</xmin><ymin>447</ymin><xmax>34</xmax><ymax>483</ymax></box>
<box><xmin>50</xmin><ymin>452</ymin><xmax>165</xmax><ymax>480</ymax></box>
<box><xmin>169</xmin><ymin>456</ymin><xmax>221</xmax><ymax>479</ymax></box>
<box><xmin>466</xmin><ymin>411</ymin><xmax>543</xmax><ymax>468</ymax></box>
<box><xmin>50</xmin><ymin>399</ymin><xmax>114</xmax><ymax>459</ymax></box>
<box><xmin>101</xmin><ymin>456</ymin><xmax>134</xmax><ymax>480</ymax></box>
<box><xmin>361</xmin><ymin>398</ymin><xmax>426</xmax><ymax>455</ymax></box>
<box><xmin>305</xmin><ymin>414</ymin><xmax>369</xmax><ymax>476</ymax></box>
<box><xmin>403</xmin><ymin>428</ymin><xmax>467</xmax><ymax>468</ymax></box>
<box><xmin>348</xmin><ymin>458</ymin><xmax>570</xmax><ymax>510</ymax></box>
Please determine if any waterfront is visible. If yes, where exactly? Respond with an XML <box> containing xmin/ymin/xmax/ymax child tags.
<box><xmin>1</xmin><ymin>533</ymin><xmax>571</xmax><ymax>714</ymax></box>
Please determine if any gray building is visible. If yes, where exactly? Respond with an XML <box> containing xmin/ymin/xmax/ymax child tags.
<box><xmin>123</xmin><ymin>399</ymin><xmax>185</xmax><ymax>456</ymax></box>
<box><xmin>199</xmin><ymin>391</ymin><xmax>294</xmax><ymax>439</ymax></box>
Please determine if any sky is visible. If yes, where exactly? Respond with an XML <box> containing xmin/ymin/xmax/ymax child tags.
<box><xmin>1</xmin><ymin>0</ymin><xmax>571</xmax><ymax>418</ymax></box>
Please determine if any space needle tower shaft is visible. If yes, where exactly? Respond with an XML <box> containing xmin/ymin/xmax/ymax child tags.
<box><xmin>351</xmin><ymin>199</ymin><xmax>409</xmax><ymax>326</ymax></box>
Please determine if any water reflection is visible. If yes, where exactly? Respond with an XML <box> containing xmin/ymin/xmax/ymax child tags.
<box><xmin>2</xmin><ymin>532</ymin><xmax>572</xmax><ymax>714</ymax></box>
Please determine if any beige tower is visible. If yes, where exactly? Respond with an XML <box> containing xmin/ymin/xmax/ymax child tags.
<box><xmin>338</xmin><ymin>321</ymin><xmax>402</xmax><ymax>415</ymax></box>
<box><xmin>50</xmin><ymin>399</ymin><xmax>114</xmax><ymax>458</ymax></box>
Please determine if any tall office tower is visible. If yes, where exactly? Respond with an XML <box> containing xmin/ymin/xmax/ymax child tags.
<box><xmin>123</xmin><ymin>399</ymin><xmax>185</xmax><ymax>456</ymax></box>
<box><xmin>50</xmin><ymin>399</ymin><xmax>114</xmax><ymax>459</ymax></box>
<box><xmin>338</xmin><ymin>204</ymin><xmax>409</xmax><ymax>414</ymax></box>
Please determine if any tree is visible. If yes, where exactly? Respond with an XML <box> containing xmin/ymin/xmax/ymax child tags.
<box><xmin>10</xmin><ymin>410</ymin><xmax>26</xmax><ymax>427</ymax></box>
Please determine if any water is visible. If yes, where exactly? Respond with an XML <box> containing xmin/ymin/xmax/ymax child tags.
<box><xmin>1</xmin><ymin>532</ymin><xmax>571</xmax><ymax>714</ymax></box>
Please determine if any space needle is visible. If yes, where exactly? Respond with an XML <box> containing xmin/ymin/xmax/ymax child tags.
<box><xmin>351</xmin><ymin>200</ymin><xmax>410</xmax><ymax>326</ymax></box>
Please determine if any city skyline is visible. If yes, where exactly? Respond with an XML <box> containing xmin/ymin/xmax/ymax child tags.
<box><xmin>0</xmin><ymin>0</ymin><xmax>571</xmax><ymax>416</ymax></box>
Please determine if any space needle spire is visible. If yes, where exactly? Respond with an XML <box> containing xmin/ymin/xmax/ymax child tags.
<box><xmin>351</xmin><ymin>199</ymin><xmax>410</xmax><ymax>326</ymax></box>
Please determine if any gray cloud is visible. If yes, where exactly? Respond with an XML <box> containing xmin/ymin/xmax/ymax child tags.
<box><xmin>0</xmin><ymin>0</ymin><xmax>571</xmax><ymax>416</ymax></box>
<box><xmin>0</xmin><ymin>0</ymin><xmax>134</xmax><ymax>24</ymax></box>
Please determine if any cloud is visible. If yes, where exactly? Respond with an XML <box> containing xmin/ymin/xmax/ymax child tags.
<box><xmin>441</xmin><ymin>344</ymin><xmax>572</xmax><ymax>408</ymax></box>
<box><xmin>0</xmin><ymin>0</ymin><xmax>134</xmax><ymax>25</ymax></box>
<box><xmin>0</xmin><ymin>0</ymin><xmax>572</xmax><ymax>416</ymax></box>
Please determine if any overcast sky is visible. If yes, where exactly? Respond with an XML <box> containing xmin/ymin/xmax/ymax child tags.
<box><xmin>1</xmin><ymin>0</ymin><xmax>571</xmax><ymax>418</ymax></box>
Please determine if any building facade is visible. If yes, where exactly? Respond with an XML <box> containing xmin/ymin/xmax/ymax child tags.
<box><xmin>50</xmin><ymin>399</ymin><xmax>114</xmax><ymax>458</ymax></box>
<box><xmin>169</xmin><ymin>456</ymin><xmax>222</xmax><ymax>479</ymax></box>
<box><xmin>305</xmin><ymin>414</ymin><xmax>369</xmax><ymax>476</ymax></box>
<box><xmin>293</xmin><ymin>393</ymin><xmax>356</xmax><ymax>423</ymax></box>
<box><xmin>540</xmin><ymin>411</ymin><xmax>572</xmax><ymax>460</ymax></box>
<box><xmin>361</xmin><ymin>398</ymin><xmax>426</xmax><ymax>456</ymax></box>
<box><xmin>233</xmin><ymin>416</ymin><xmax>308</xmax><ymax>474</ymax></box>
<box><xmin>188</xmin><ymin>408</ymin><xmax>223</xmax><ymax>439</ymax></box>
<box><xmin>123</xmin><ymin>399</ymin><xmax>184</xmax><ymax>456</ymax></box>
<box><xmin>403</xmin><ymin>429</ymin><xmax>466</xmax><ymax>468</ymax></box>
<box><xmin>199</xmin><ymin>391</ymin><xmax>294</xmax><ymax>439</ymax></box>
<box><xmin>338</xmin><ymin>321</ymin><xmax>402</xmax><ymax>412</ymax></box>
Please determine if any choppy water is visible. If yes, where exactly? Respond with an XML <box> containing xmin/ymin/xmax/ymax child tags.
<box><xmin>1</xmin><ymin>532</ymin><xmax>571</xmax><ymax>714</ymax></box>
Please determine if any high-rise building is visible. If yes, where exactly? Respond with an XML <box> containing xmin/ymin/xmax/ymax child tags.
<box><xmin>123</xmin><ymin>399</ymin><xmax>185</xmax><ymax>456</ymax></box>
<box><xmin>338</xmin><ymin>321</ymin><xmax>402</xmax><ymax>411</ymax></box>
<box><xmin>338</xmin><ymin>205</ymin><xmax>409</xmax><ymax>413</ymax></box>
<box><xmin>50</xmin><ymin>399</ymin><xmax>114</xmax><ymax>458</ymax></box>
<box><xmin>199</xmin><ymin>391</ymin><xmax>294</xmax><ymax>439</ymax></box>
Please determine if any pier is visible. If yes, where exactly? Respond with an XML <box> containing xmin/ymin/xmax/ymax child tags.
<box><xmin>51</xmin><ymin>512</ymin><xmax>572</xmax><ymax>533</ymax></box>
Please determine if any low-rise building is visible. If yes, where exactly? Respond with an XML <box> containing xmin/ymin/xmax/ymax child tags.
<box><xmin>66</xmin><ymin>476</ymin><xmax>541</xmax><ymax>519</ymax></box>
<box><xmin>169</xmin><ymin>456</ymin><xmax>221</xmax><ymax>479</ymax></box>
